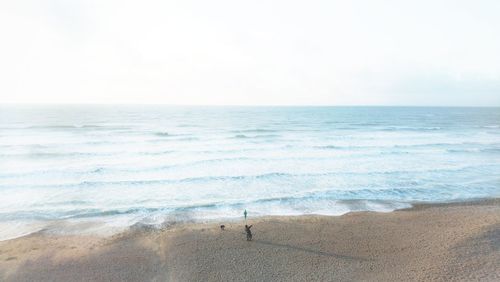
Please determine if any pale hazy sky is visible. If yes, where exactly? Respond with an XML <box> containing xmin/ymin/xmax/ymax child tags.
<box><xmin>1</xmin><ymin>0</ymin><xmax>499</xmax><ymax>106</ymax></box>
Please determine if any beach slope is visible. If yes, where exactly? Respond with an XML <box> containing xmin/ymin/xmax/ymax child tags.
<box><xmin>1</xmin><ymin>199</ymin><xmax>499</xmax><ymax>281</ymax></box>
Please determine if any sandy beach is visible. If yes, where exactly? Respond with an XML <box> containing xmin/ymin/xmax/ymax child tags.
<box><xmin>0</xmin><ymin>199</ymin><xmax>499</xmax><ymax>282</ymax></box>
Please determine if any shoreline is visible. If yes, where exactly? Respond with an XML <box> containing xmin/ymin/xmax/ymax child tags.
<box><xmin>1</xmin><ymin>198</ymin><xmax>499</xmax><ymax>281</ymax></box>
<box><xmin>2</xmin><ymin>197</ymin><xmax>494</xmax><ymax>243</ymax></box>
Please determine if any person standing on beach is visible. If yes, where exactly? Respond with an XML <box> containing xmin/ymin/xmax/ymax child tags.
<box><xmin>245</xmin><ymin>224</ymin><xmax>253</xmax><ymax>241</ymax></box>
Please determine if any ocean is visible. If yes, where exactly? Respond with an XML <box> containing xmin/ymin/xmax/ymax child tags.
<box><xmin>1</xmin><ymin>106</ymin><xmax>499</xmax><ymax>240</ymax></box>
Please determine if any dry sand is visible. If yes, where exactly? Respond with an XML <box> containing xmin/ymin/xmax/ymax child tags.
<box><xmin>0</xmin><ymin>199</ymin><xmax>499</xmax><ymax>281</ymax></box>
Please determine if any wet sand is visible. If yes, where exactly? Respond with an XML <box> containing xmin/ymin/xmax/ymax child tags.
<box><xmin>1</xmin><ymin>199</ymin><xmax>499</xmax><ymax>281</ymax></box>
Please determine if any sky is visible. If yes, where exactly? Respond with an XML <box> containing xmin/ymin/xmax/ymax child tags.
<box><xmin>0</xmin><ymin>0</ymin><xmax>499</xmax><ymax>106</ymax></box>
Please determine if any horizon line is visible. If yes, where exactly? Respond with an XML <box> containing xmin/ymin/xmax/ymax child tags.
<box><xmin>1</xmin><ymin>103</ymin><xmax>499</xmax><ymax>108</ymax></box>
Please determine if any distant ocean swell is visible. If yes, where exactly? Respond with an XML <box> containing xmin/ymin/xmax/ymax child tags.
<box><xmin>0</xmin><ymin>155</ymin><xmax>498</xmax><ymax>180</ymax></box>
<box><xmin>1</xmin><ymin>140</ymin><xmax>499</xmax><ymax>158</ymax></box>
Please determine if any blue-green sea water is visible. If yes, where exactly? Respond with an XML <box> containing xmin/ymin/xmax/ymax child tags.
<box><xmin>1</xmin><ymin>106</ymin><xmax>499</xmax><ymax>239</ymax></box>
